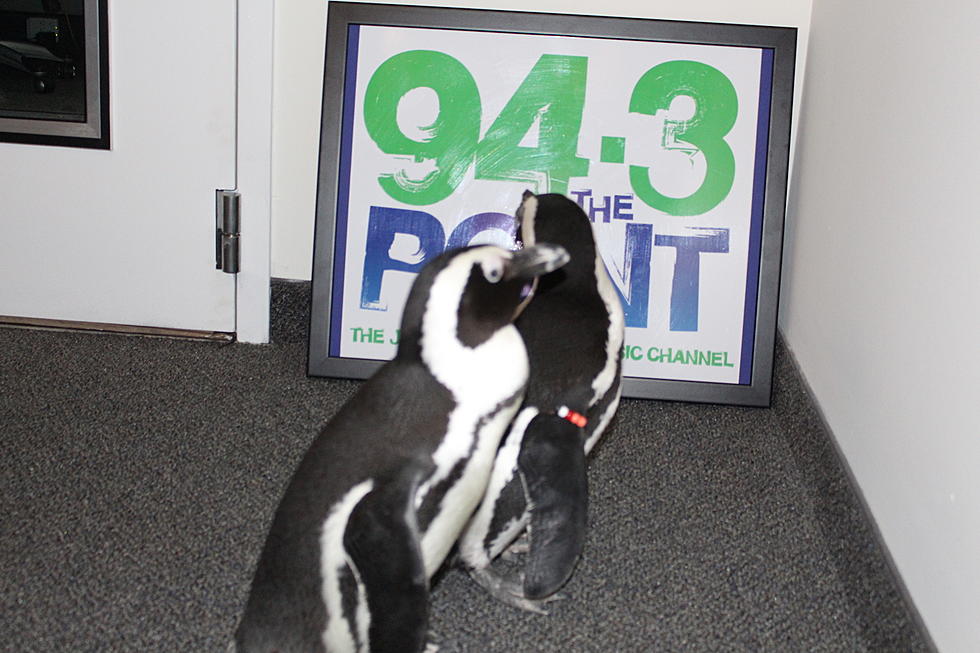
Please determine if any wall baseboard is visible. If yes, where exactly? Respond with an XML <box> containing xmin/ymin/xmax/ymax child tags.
<box><xmin>777</xmin><ymin>328</ymin><xmax>938</xmax><ymax>653</ymax></box>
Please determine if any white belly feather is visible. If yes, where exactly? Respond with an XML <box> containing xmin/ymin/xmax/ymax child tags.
<box><xmin>417</xmin><ymin>393</ymin><xmax>523</xmax><ymax>577</ymax></box>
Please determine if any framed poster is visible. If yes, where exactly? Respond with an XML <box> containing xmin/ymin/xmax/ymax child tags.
<box><xmin>309</xmin><ymin>2</ymin><xmax>796</xmax><ymax>406</ymax></box>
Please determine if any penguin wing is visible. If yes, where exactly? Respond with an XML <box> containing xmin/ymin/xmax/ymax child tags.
<box><xmin>343</xmin><ymin>462</ymin><xmax>431</xmax><ymax>653</ymax></box>
<box><xmin>517</xmin><ymin>413</ymin><xmax>589</xmax><ymax>600</ymax></box>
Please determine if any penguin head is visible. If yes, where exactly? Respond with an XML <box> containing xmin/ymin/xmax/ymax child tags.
<box><xmin>397</xmin><ymin>244</ymin><xmax>569</xmax><ymax>360</ymax></box>
<box><xmin>515</xmin><ymin>191</ymin><xmax>598</xmax><ymax>279</ymax></box>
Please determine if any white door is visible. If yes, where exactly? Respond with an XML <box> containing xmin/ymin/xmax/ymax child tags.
<box><xmin>0</xmin><ymin>1</ymin><xmax>238</xmax><ymax>334</ymax></box>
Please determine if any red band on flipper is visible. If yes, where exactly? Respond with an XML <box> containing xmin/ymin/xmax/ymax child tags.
<box><xmin>557</xmin><ymin>405</ymin><xmax>587</xmax><ymax>428</ymax></box>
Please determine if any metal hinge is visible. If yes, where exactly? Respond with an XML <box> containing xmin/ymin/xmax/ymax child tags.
<box><xmin>215</xmin><ymin>189</ymin><xmax>240</xmax><ymax>274</ymax></box>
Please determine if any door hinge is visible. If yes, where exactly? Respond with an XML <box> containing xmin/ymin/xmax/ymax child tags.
<box><xmin>215</xmin><ymin>189</ymin><xmax>240</xmax><ymax>274</ymax></box>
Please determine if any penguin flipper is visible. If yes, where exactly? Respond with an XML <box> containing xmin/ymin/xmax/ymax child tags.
<box><xmin>518</xmin><ymin>413</ymin><xmax>589</xmax><ymax>600</ymax></box>
<box><xmin>343</xmin><ymin>463</ymin><xmax>430</xmax><ymax>653</ymax></box>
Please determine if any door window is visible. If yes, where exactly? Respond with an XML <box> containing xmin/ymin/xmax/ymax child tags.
<box><xmin>0</xmin><ymin>0</ymin><xmax>108</xmax><ymax>148</ymax></box>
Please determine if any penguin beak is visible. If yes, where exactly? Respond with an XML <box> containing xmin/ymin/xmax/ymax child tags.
<box><xmin>504</xmin><ymin>243</ymin><xmax>569</xmax><ymax>282</ymax></box>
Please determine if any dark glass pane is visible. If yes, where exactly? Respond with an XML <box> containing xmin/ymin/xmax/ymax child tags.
<box><xmin>0</xmin><ymin>0</ymin><xmax>86</xmax><ymax>122</ymax></box>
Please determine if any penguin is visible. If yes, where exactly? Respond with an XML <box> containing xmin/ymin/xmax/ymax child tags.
<box><xmin>459</xmin><ymin>192</ymin><xmax>625</xmax><ymax>612</ymax></box>
<box><xmin>232</xmin><ymin>243</ymin><xmax>570</xmax><ymax>653</ymax></box>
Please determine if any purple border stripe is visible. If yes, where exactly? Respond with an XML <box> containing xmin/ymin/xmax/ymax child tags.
<box><xmin>739</xmin><ymin>48</ymin><xmax>774</xmax><ymax>385</ymax></box>
<box><xmin>329</xmin><ymin>24</ymin><xmax>361</xmax><ymax>358</ymax></box>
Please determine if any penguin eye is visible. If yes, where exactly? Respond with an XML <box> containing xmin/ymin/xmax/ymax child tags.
<box><xmin>481</xmin><ymin>259</ymin><xmax>504</xmax><ymax>284</ymax></box>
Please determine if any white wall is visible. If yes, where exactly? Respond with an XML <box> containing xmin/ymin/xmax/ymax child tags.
<box><xmin>782</xmin><ymin>1</ymin><xmax>980</xmax><ymax>650</ymax></box>
<box><xmin>270</xmin><ymin>0</ymin><xmax>812</xmax><ymax>279</ymax></box>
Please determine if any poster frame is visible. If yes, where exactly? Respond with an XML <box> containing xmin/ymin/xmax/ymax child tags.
<box><xmin>308</xmin><ymin>1</ymin><xmax>796</xmax><ymax>406</ymax></box>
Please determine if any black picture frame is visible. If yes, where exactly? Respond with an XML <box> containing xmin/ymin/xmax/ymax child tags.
<box><xmin>309</xmin><ymin>1</ymin><xmax>796</xmax><ymax>406</ymax></box>
<box><xmin>0</xmin><ymin>0</ymin><xmax>110</xmax><ymax>149</ymax></box>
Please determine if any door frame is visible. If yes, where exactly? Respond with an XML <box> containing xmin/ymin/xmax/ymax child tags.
<box><xmin>236</xmin><ymin>0</ymin><xmax>274</xmax><ymax>344</ymax></box>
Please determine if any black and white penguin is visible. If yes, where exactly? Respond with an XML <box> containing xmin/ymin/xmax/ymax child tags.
<box><xmin>232</xmin><ymin>243</ymin><xmax>569</xmax><ymax>653</ymax></box>
<box><xmin>459</xmin><ymin>192</ymin><xmax>625</xmax><ymax>611</ymax></box>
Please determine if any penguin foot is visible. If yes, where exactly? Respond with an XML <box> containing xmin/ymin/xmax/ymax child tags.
<box><xmin>468</xmin><ymin>567</ymin><xmax>561</xmax><ymax>615</ymax></box>
<box><xmin>423</xmin><ymin>627</ymin><xmax>441</xmax><ymax>653</ymax></box>
<box><xmin>500</xmin><ymin>533</ymin><xmax>531</xmax><ymax>561</ymax></box>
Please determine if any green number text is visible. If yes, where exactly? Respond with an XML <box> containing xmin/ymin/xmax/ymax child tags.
<box><xmin>475</xmin><ymin>54</ymin><xmax>590</xmax><ymax>194</ymax></box>
<box><xmin>628</xmin><ymin>60</ymin><xmax>738</xmax><ymax>216</ymax></box>
<box><xmin>363</xmin><ymin>50</ymin><xmax>481</xmax><ymax>205</ymax></box>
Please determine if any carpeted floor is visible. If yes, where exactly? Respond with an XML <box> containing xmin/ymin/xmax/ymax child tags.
<box><xmin>0</xmin><ymin>280</ymin><xmax>933</xmax><ymax>652</ymax></box>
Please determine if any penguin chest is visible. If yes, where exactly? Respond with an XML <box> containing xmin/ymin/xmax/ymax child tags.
<box><xmin>591</xmin><ymin>250</ymin><xmax>626</xmax><ymax>404</ymax></box>
<box><xmin>415</xmin><ymin>393</ymin><xmax>524</xmax><ymax>578</ymax></box>
<box><xmin>415</xmin><ymin>325</ymin><xmax>529</xmax><ymax>577</ymax></box>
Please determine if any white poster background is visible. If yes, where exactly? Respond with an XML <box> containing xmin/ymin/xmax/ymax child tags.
<box><xmin>336</xmin><ymin>25</ymin><xmax>764</xmax><ymax>384</ymax></box>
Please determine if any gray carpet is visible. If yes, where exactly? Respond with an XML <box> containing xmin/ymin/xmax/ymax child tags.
<box><xmin>0</xmin><ymin>280</ymin><xmax>932</xmax><ymax>652</ymax></box>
